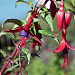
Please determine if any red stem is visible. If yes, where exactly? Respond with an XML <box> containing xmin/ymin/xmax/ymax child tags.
<box><xmin>62</xmin><ymin>24</ymin><xmax>66</xmax><ymax>41</ymax></box>
<box><xmin>34</xmin><ymin>0</ymin><xmax>40</xmax><ymax>12</ymax></box>
<box><xmin>0</xmin><ymin>46</ymin><xmax>18</xmax><ymax>75</ymax></box>
<box><xmin>63</xmin><ymin>67</ymin><xmax>65</xmax><ymax>75</ymax></box>
<box><xmin>14</xmin><ymin>46</ymin><xmax>21</xmax><ymax>59</ymax></box>
<box><xmin>41</xmin><ymin>0</ymin><xmax>49</xmax><ymax>8</ymax></box>
<box><xmin>19</xmin><ymin>51</ymin><xmax>21</xmax><ymax>75</ymax></box>
<box><xmin>62</xmin><ymin>54</ymin><xmax>65</xmax><ymax>75</ymax></box>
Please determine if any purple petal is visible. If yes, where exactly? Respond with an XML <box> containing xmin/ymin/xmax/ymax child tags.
<box><xmin>62</xmin><ymin>46</ymin><xmax>69</xmax><ymax>54</ymax></box>
<box><xmin>21</xmin><ymin>30</ymin><xmax>28</xmax><ymax>37</ymax></box>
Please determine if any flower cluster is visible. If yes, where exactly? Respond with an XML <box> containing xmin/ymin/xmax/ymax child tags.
<box><xmin>46</xmin><ymin>0</ymin><xmax>75</xmax><ymax>74</ymax></box>
<box><xmin>0</xmin><ymin>0</ymin><xmax>75</xmax><ymax>75</ymax></box>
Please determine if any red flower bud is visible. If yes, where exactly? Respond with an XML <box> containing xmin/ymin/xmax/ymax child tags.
<box><xmin>65</xmin><ymin>10</ymin><xmax>71</xmax><ymax>29</ymax></box>
<box><xmin>57</xmin><ymin>1</ymin><xmax>65</xmax><ymax>31</ymax></box>
<box><xmin>50</xmin><ymin>0</ymin><xmax>56</xmax><ymax>19</ymax></box>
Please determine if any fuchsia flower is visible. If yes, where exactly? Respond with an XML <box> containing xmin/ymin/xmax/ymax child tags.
<box><xmin>46</xmin><ymin>0</ymin><xmax>75</xmax><ymax>73</ymax></box>
<box><xmin>57</xmin><ymin>1</ymin><xmax>65</xmax><ymax>31</ymax></box>
<box><xmin>3</xmin><ymin>13</ymin><xmax>44</xmax><ymax>46</ymax></box>
<box><xmin>65</xmin><ymin>10</ymin><xmax>71</xmax><ymax>29</ymax></box>
<box><xmin>30</xmin><ymin>22</ymin><xmax>42</xmax><ymax>54</ymax></box>
<box><xmin>46</xmin><ymin>24</ymin><xmax>75</xmax><ymax>70</ymax></box>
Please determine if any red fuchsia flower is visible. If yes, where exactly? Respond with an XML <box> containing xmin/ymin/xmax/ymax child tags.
<box><xmin>3</xmin><ymin>13</ymin><xmax>44</xmax><ymax>46</ymax></box>
<box><xmin>64</xmin><ymin>10</ymin><xmax>71</xmax><ymax>29</ymax></box>
<box><xmin>50</xmin><ymin>0</ymin><xmax>56</xmax><ymax>19</ymax></box>
<box><xmin>57</xmin><ymin>0</ymin><xmax>65</xmax><ymax>31</ymax></box>
<box><xmin>30</xmin><ymin>22</ymin><xmax>42</xmax><ymax>55</ymax></box>
<box><xmin>46</xmin><ymin>24</ymin><xmax>75</xmax><ymax>71</ymax></box>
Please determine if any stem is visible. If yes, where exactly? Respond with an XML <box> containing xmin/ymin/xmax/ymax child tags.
<box><xmin>62</xmin><ymin>54</ymin><xmax>65</xmax><ymax>75</ymax></box>
<box><xmin>62</xmin><ymin>24</ymin><xmax>66</xmax><ymax>41</ymax></box>
<box><xmin>14</xmin><ymin>46</ymin><xmax>20</xmax><ymax>59</ymax></box>
<box><xmin>37</xmin><ymin>0</ymin><xmax>43</xmax><ymax>7</ymax></box>
<box><xmin>63</xmin><ymin>67</ymin><xmax>65</xmax><ymax>75</ymax></box>
<box><xmin>66</xmin><ymin>54</ymin><xmax>71</xmax><ymax>70</ymax></box>
<box><xmin>0</xmin><ymin>46</ymin><xmax>18</xmax><ymax>75</ymax></box>
<box><xmin>22</xmin><ymin>66</ymin><xmax>28</xmax><ymax>75</ymax></box>
<box><xmin>41</xmin><ymin>0</ymin><xmax>49</xmax><ymax>8</ymax></box>
<box><xmin>19</xmin><ymin>50</ymin><xmax>21</xmax><ymax>75</ymax></box>
<box><xmin>34</xmin><ymin>0</ymin><xmax>41</xmax><ymax>12</ymax></box>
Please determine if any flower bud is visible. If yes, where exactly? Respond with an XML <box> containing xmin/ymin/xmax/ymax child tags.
<box><xmin>57</xmin><ymin>1</ymin><xmax>65</xmax><ymax>31</ymax></box>
<box><xmin>50</xmin><ymin>0</ymin><xmax>56</xmax><ymax>19</ymax></box>
<box><xmin>65</xmin><ymin>10</ymin><xmax>71</xmax><ymax>29</ymax></box>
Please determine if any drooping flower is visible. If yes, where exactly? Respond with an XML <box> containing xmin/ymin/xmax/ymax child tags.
<box><xmin>3</xmin><ymin>14</ymin><xmax>44</xmax><ymax>46</ymax></box>
<box><xmin>46</xmin><ymin>24</ymin><xmax>75</xmax><ymax>70</ymax></box>
<box><xmin>62</xmin><ymin>46</ymin><xmax>70</xmax><ymax>70</ymax></box>
<box><xmin>57</xmin><ymin>1</ymin><xmax>65</xmax><ymax>31</ymax></box>
<box><xmin>30</xmin><ymin>22</ymin><xmax>42</xmax><ymax>54</ymax></box>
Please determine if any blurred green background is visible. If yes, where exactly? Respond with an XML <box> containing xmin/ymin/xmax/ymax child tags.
<box><xmin>0</xmin><ymin>0</ymin><xmax>75</xmax><ymax>75</ymax></box>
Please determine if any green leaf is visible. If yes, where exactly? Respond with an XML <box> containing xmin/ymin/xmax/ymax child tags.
<box><xmin>15</xmin><ymin>0</ymin><xmax>34</xmax><ymax>9</ymax></box>
<box><xmin>38</xmin><ymin>30</ymin><xmax>54</xmax><ymax>37</ymax></box>
<box><xmin>71</xmin><ymin>0</ymin><xmax>75</xmax><ymax>7</ymax></box>
<box><xmin>21</xmin><ymin>20</ymin><xmax>27</xmax><ymax>25</ymax></box>
<box><xmin>39</xmin><ymin>13</ymin><xmax>53</xmax><ymax>31</ymax></box>
<box><xmin>26</xmin><ymin>40</ymin><xmax>33</xmax><ymax>43</ymax></box>
<box><xmin>25</xmin><ymin>12</ymin><xmax>31</xmax><ymax>22</ymax></box>
<box><xmin>12</xmin><ymin>24</ymin><xmax>19</xmax><ymax>29</ymax></box>
<box><xmin>45</xmin><ymin>13</ymin><xmax>53</xmax><ymax>31</ymax></box>
<box><xmin>21</xmin><ymin>47</ymin><xmax>29</xmax><ymax>54</ymax></box>
<box><xmin>0</xmin><ymin>49</ymin><xmax>6</xmax><ymax>57</ymax></box>
<box><xmin>64</xmin><ymin>2</ymin><xmax>74</xmax><ymax>12</ymax></box>
<box><xmin>5</xmin><ymin>65</ymin><xmax>18</xmax><ymax>73</ymax></box>
<box><xmin>2</xmin><ymin>19</ymin><xmax>22</xmax><ymax>28</ymax></box>
<box><xmin>27</xmin><ymin>51</ymin><xmax>31</xmax><ymax>64</ymax></box>
<box><xmin>0</xmin><ymin>31</ymin><xmax>15</xmax><ymax>39</ymax></box>
<box><xmin>43</xmin><ymin>8</ymin><xmax>48</xmax><ymax>12</ymax></box>
<box><xmin>21</xmin><ymin>47</ymin><xmax>31</xmax><ymax>64</ymax></box>
<box><xmin>39</xmin><ymin>30</ymin><xmax>59</xmax><ymax>43</ymax></box>
<box><xmin>33</xmin><ymin>18</ymin><xmax>40</xmax><ymax>22</ymax></box>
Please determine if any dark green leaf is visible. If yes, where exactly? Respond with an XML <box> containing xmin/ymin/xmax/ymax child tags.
<box><xmin>39</xmin><ymin>13</ymin><xmax>53</xmax><ymax>31</ymax></box>
<box><xmin>39</xmin><ymin>30</ymin><xmax>59</xmax><ymax>43</ymax></box>
<box><xmin>2</xmin><ymin>19</ymin><xmax>22</xmax><ymax>28</ymax></box>
<box><xmin>21</xmin><ymin>47</ymin><xmax>29</xmax><ymax>54</ymax></box>
<box><xmin>26</xmin><ymin>40</ymin><xmax>33</xmax><ymax>43</ymax></box>
<box><xmin>27</xmin><ymin>51</ymin><xmax>31</xmax><ymax>64</ymax></box>
<box><xmin>64</xmin><ymin>2</ymin><xmax>74</xmax><ymax>12</ymax></box>
<box><xmin>0</xmin><ymin>49</ymin><xmax>6</xmax><ymax>57</ymax></box>
<box><xmin>38</xmin><ymin>30</ymin><xmax>54</xmax><ymax>37</ymax></box>
<box><xmin>21</xmin><ymin>47</ymin><xmax>31</xmax><ymax>64</ymax></box>
<box><xmin>33</xmin><ymin>18</ymin><xmax>40</xmax><ymax>22</ymax></box>
<box><xmin>31</xmin><ymin>53</ymin><xmax>40</xmax><ymax>57</ymax></box>
<box><xmin>25</xmin><ymin>12</ymin><xmax>31</xmax><ymax>21</ymax></box>
<box><xmin>45</xmin><ymin>13</ymin><xmax>53</xmax><ymax>31</ymax></box>
<box><xmin>71</xmin><ymin>0</ymin><xmax>75</xmax><ymax>7</ymax></box>
<box><xmin>12</xmin><ymin>24</ymin><xmax>19</xmax><ymax>29</ymax></box>
<box><xmin>5</xmin><ymin>65</ymin><xmax>18</xmax><ymax>73</ymax></box>
<box><xmin>21</xmin><ymin>20</ymin><xmax>27</xmax><ymax>25</ymax></box>
<box><xmin>15</xmin><ymin>0</ymin><xmax>34</xmax><ymax>9</ymax></box>
<box><xmin>0</xmin><ymin>31</ymin><xmax>15</xmax><ymax>39</ymax></box>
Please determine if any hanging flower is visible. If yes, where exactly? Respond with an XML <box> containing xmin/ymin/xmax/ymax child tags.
<box><xmin>46</xmin><ymin>24</ymin><xmax>75</xmax><ymax>70</ymax></box>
